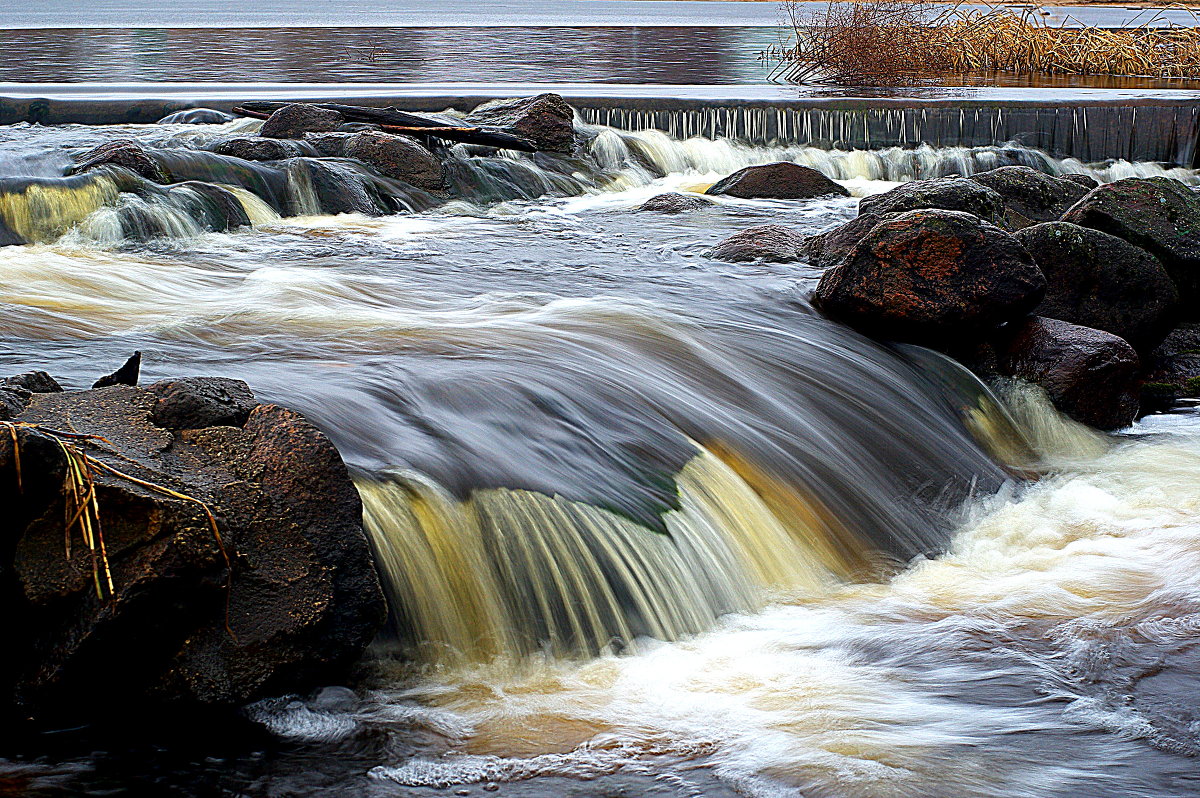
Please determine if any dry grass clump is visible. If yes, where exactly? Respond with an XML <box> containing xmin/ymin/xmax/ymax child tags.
<box><xmin>774</xmin><ymin>0</ymin><xmax>1200</xmax><ymax>85</ymax></box>
<box><xmin>3</xmin><ymin>420</ymin><xmax>227</xmax><ymax>601</ymax></box>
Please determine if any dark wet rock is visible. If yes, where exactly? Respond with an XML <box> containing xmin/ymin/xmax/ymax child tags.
<box><xmin>337</xmin><ymin>122</ymin><xmax>383</xmax><ymax>134</ymax></box>
<box><xmin>859</xmin><ymin>178</ymin><xmax>1007</xmax><ymax>227</ymax></box>
<box><xmin>72</xmin><ymin>140</ymin><xmax>168</xmax><ymax>184</ymax></box>
<box><xmin>969</xmin><ymin>165</ymin><xmax>1090</xmax><ymax>228</ymax></box>
<box><xmin>173</xmin><ymin>182</ymin><xmax>252</xmax><ymax>232</ymax></box>
<box><xmin>300</xmin><ymin>160</ymin><xmax>388</xmax><ymax>216</ymax></box>
<box><xmin>304</xmin><ymin>132</ymin><xmax>355</xmax><ymax>158</ymax></box>
<box><xmin>637</xmin><ymin>192</ymin><xmax>712</xmax><ymax>213</ymax></box>
<box><xmin>260</xmin><ymin>104</ymin><xmax>345</xmax><ymax>140</ymax></box>
<box><xmin>1014</xmin><ymin>222</ymin><xmax>1179</xmax><ymax>354</ymax></box>
<box><xmin>1060</xmin><ymin>173</ymin><xmax>1100</xmax><ymax>190</ymax></box>
<box><xmin>158</xmin><ymin>108</ymin><xmax>235</xmax><ymax>125</ymax></box>
<box><xmin>148</xmin><ymin>377</ymin><xmax>259</xmax><ymax>430</ymax></box>
<box><xmin>1061</xmin><ymin>176</ymin><xmax>1200</xmax><ymax>307</ymax></box>
<box><xmin>705</xmin><ymin>162</ymin><xmax>848</xmax><ymax>200</ymax></box>
<box><xmin>805</xmin><ymin>211</ymin><xmax>898</xmax><ymax>269</ymax></box>
<box><xmin>93</xmin><ymin>352</ymin><xmax>142</xmax><ymax>389</ymax></box>
<box><xmin>0</xmin><ymin>384</ymin><xmax>386</xmax><ymax>716</ymax></box>
<box><xmin>710</xmin><ymin>224</ymin><xmax>808</xmax><ymax>263</ymax></box>
<box><xmin>812</xmin><ymin>209</ymin><xmax>1044</xmax><ymax>344</ymax></box>
<box><xmin>2</xmin><ymin>371</ymin><xmax>63</xmax><ymax>393</ymax></box>
<box><xmin>0</xmin><ymin>387</ymin><xmax>28</xmax><ymax>420</ymax></box>
<box><xmin>341</xmin><ymin>132</ymin><xmax>445</xmax><ymax>193</ymax></box>
<box><xmin>995</xmin><ymin>316</ymin><xmax>1140</xmax><ymax>430</ymax></box>
<box><xmin>213</xmin><ymin>137</ymin><xmax>309</xmax><ymax>162</ymax></box>
<box><xmin>465</xmin><ymin>93</ymin><xmax>576</xmax><ymax>153</ymax></box>
<box><xmin>1145</xmin><ymin>322</ymin><xmax>1200</xmax><ymax>400</ymax></box>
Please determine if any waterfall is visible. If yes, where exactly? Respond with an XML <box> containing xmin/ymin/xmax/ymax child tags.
<box><xmin>579</xmin><ymin>103</ymin><xmax>1200</xmax><ymax>168</ymax></box>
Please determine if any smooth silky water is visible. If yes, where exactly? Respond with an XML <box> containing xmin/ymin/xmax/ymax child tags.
<box><xmin>1</xmin><ymin>116</ymin><xmax>1199</xmax><ymax>797</ymax></box>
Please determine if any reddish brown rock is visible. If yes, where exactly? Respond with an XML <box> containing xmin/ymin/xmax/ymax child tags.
<box><xmin>812</xmin><ymin>209</ymin><xmax>1045</xmax><ymax>343</ymax></box>
<box><xmin>0</xmin><ymin>382</ymin><xmax>385</xmax><ymax>717</ymax></box>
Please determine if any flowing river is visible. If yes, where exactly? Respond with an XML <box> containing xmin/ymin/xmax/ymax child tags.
<box><xmin>1</xmin><ymin>115</ymin><xmax>1200</xmax><ymax>796</ymax></box>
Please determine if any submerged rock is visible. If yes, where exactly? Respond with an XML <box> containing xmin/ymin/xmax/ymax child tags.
<box><xmin>995</xmin><ymin>316</ymin><xmax>1141</xmax><ymax>430</ymax></box>
<box><xmin>812</xmin><ymin>209</ymin><xmax>1044</xmax><ymax>343</ymax></box>
<box><xmin>0</xmin><ymin>378</ymin><xmax>386</xmax><ymax>717</ymax></box>
<box><xmin>710</xmin><ymin>224</ymin><xmax>808</xmax><ymax>263</ymax></box>
<box><xmin>465</xmin><ymin>93</ymin><xmax>576</xmax><ymax>153</ymax></box>
<box><xmin>158</xmin><ymin>108</ymin><xmax>236</xmax><ymax>125</ymax></box>
<box><xmin>637</xmin><ymin>192</ymin><xmax>711</xmax><ymax>213</ymax></box>
<box><xmin>1061</xmin><ymin>176</ymin><xmax>1200</xmax><ymax>308</ymax></box>
<box><xmin>213</xmin><ymin>137</ymin><xmax>310</xmax><ymax>162</ymax></box>
<box><xmin>71</xmin><ymin>140</ymin><xmax>168</xmax><ymax>184</ymax></box>
<box><xmin>1015</xmin><ymin>222</ymin><xmax>1178</xmax><ymax>353</ymax></box>
<box><xmin>260</xmin><ymin>104</ymin><xmax>345</xmax><ymax>140</ymax></box>
<box><xmin>969</xmin><ymin>165</ymin><xmax>1090</xmax><ymax>228</ymax></box>
<box><xmin>705</xmin><ymin>162</ymin><xmax>848</xmax><ymax>200</ymax></box>
<box><xmin>859</xmin><ymin>177</ymin><xmax>1007</xmax><ymax>227</ymax></box>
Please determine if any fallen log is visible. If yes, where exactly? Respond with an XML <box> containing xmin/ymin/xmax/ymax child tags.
<box><xmin>232</xmin><ymin>102</ymin><xmax>538</xmax><ymax>152</ymax></box>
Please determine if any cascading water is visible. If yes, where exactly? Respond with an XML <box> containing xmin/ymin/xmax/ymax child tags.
<box><xmin>3</xmin><ymin>112</ymin><xmax>1200</xmax><ymax>797</ymax></box>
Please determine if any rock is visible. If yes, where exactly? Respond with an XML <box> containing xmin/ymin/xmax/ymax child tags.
<box><xmin>260</xmin><ymin>104</ymin><xmax>345</xmax><ymax>140</ymax></box>
<box><xmin>705</xmin><ymin>162</ymin><xmax>848</xmax><ymax>200</ymax></box>
<box><xmin>995</xmin><ymin>316</ymin><xmax>1140</xmax><ymax>430</ymax></box>
<box><xmin>0</xmin><ymin>384</ymin><xmax>386</xmax><ymax>716</ymax></box>
<box><xmin>1014</xmin><ymin>222</ymin><xmax>1179</xmax><ymax>353</ymax></box>
<box><xmin>1060</xmin><ymin>173</ymin><xmax>1100</xmax><ymax>190</ymax></box>
<box><xmin>72</xmin><ymin>140</ymin><xmax>168</xmax><ymax>184</ymax></box>
<box><xmin>969</xmin><ymin>165</ymin><xmax>1090</xmax><ymax>228</ymax></box>
<box><xmin>213</xmin><ymin>137</ymin><xmax>309</xmax><ymax>162</ymax></box>
<box><xmin>0</xmin><ymin>387</ymin><xmax>28</xmax><ymax>420</ymax></box>
<box><xmin>710</xmin><ymin>224</ymin><xmax>808</xmax><ymax>263</ymax></box>
<box><xmin>93</xmin><ymin>352</ymin><xmax>141</xmax><ymax>389</ymax></box>
<box><xmin>158</xmin><ymin>108</ymin><xmax>235</xmax><ymax>125</ymax></box>
<box><xmin>148</xmin><ymin>377</ymin><xmax>259</xmax><ymax>430</ymax></box>
<box><xmin>465</xmin><ymin>93</ymin><xmax>576</xmax><ymax>153</ymax></box>
<box><xmin>174</xmin><ymin>182</ymin><xmax>252</xmax><ymax>232</ymax></box>
<box><xmin>859</xmin><ymin>178</ymin><xmax>1007</xmax><ymax>227</ymax></box>
<box><xmin>300</xmin><ymin>160</ymin><xmax>388</xmax><ymax>216</ymax></box>
<box><xmin>341</xmin><ymin>132</ymin><xmax>445</xmax><ymax>192</ymax></box>
<box><xmin>805</xmin><ymin>211</ymin><xmax>896</xmax><ymax>269</ymax></box>
<box><xmin>1144</xmin><ymin>322</ymin><xmax>1200</xmax><ymax>401</ymax></box>
<box><xmin>304</xmin><ymin>132</ymin><xmax>355</xmax><ymax>158</ymax></box>
<box><xmin>637</xmin><ymin>193</ymin><xmax>711</xmax><ymax>213</ymax></box>
<box><xmin>2</xmin><ymin>371</ymin><xmax>62</xmax><ymax>393</ymax></box>
<box><xmin>1061</xmin><ymin>177</ymin><xmax>1200</xmax><ymax>307</ymax></box>
<box><xmin>812</xmin><ymin>209</ymin><xmax>1045</xmax><ymax>343</ymax></box>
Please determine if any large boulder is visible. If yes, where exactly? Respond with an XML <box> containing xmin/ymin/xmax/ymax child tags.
<box><xmin>805</xmin><ymin>211</ymin><xmax>897</xmax><ymax>270</ymax></box>
<box><xmin>1061</xmin><ymin>177</ymin><xmax>1200</xmax><ymax>306</ymax></box>
<box><xmin>969</xmin><ymin>165</ymin><xmax>1090</xmax><ymax>229</ymax></box>
<box><xmin>705</xmin><ymin>162</ymin><xmax>848</xmax><ymax>200</ymax></box>
<box><xmin>995</xmin><ymin>316</ymin><xmax>1141</xmax><ymax>430</ymax></box>
<box><xmin>71</xmin><ymin>140</ymin><xmax>168</xmax><ymax>183</ymax></box>
<box><xmin>1014</xmin><ymin>222</ymin><xmax>1179</xmax><ymax>353</ymax></box>
<box><xmin>0</xmin><ymin>379</ymin><xmax>386</xmax><ymax>717</ymax></box>
<box><xmin>465</xmin><ymin>93</ymin><xmax>576</xmax><ymax>153</ymax></box>
<box><xmin>638</xmin><ymin>192</ymin><xmax>711</xmax><ymax>213</ymax></box>
<box><xmin>859</xmin><ymin>178</ymin><xmax>1007</xmax><ymax>227</ymax></box>
<box><xmin>710</xmin><ymin>224</ymin><xmax>808</xmax><ymax>263</ymax></box>
<box><xmin>812</xmin><ymin>209</ymin><xmax>1045</xmax><ymax>343</ymax></box>
<box><xmin>213</xmin><ymin>137</ymin><xmax>310</xmax><ymax>162</ymax></box>
<box><xmin>260</xmin><ymin>104</ymin><xmax>345</xmax><ymax>140</ymax></box>
<box><xmin>341</xmin><ymin>132</ymin><xmax>445</xmax><ymax>192</ymax></box>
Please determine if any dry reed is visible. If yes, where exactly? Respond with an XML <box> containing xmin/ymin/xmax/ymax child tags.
<box><xmin>774</xmin><ymin>0</ymin><xmax>1200</xmax><ymax>85</ymax></box>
